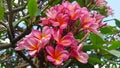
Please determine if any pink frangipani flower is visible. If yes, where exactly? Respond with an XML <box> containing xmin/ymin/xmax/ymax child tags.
<box><xmin>70</xmin><ymin>44</ymin><xmax>89</xmax><ymax>64</ymax></box>
<box><xmin>96</xmin><ymin>0</ymin><xmax>106</xmax><ymax>5</ymax></box>
<box><xmin>46</xmin><ymin>45</ymin><xmax>69</xmax><ymax>66</ymax></box>
<box><xmin>31</xmin><ymin>26</ymin><xmax>52</xmax><ymax>45</ymax></box>
<box><xmin>80</xmin><ymin>14</ymin><xmax>99</xmax><ymax>34</ymax></box>
<box><xmin>62</xmin><ymin>1</ymin><xmax>81</xmax><ymax>20</ymax></box>
<box><xmin>15</xmin><ymin>37</ymin><xmax>45</xmax><ymax>56</ymax></box>
<box><xmin>52</xmin><ymin>29</ymin><xmax>75</xmax><ymax>46</ymax></box>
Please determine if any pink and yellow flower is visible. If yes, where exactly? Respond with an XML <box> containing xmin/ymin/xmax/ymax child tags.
<box><xmin>52</xmin><ymin>29</ymin><xmax>75</xmax><ymax>46</ymax></box>
<box><xmin>70</xmin><ymin>44</ymin><xmax>89</xmax><ymax>64</ymax></box>
<box><xmin>62</xmin><ymin>1</ymin><xmax>81</xmax><ymax>20</ymax></box>
<box><xmin>46</xmin><ymin>45</ymin><xmax>69</xmax><ymax>65</ymax></box>
<box><xmin>96</xmin><ymin>0</ymin><xmax>106</xmax><ymax>5</ymax></box>
<box><xmin>31</xmin><ymin>26</ymin><xmax>52</xmax><ymax>45</ymax></box>
<box><xmin>15</xmin><ymin>37</ymin><xmax>45</xmax><ymax>56</ymax></box>
<box><xmin>80</xmin><ymin>14</ymin><xmax>99</xmax><ymax>34</ymax></box>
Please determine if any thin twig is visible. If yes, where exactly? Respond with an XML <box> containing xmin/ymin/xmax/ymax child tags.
<box><xmin>5</xmin><ymin>5</ymin><xmax>26</xmax><ymax>14</ymax></box>
<box><xmin>0</xmin><ymin>24</ymin><xmax>32</xmax><ymax>50</ymax></box>
<box><xmin>79</xmin><ymin>32</ymin><xmax>90</xmax><ymax>44</ymax></box>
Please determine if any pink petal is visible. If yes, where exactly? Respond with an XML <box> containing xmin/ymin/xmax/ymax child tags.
<box><xmin>47</xmin><ymin>55</ymin><xmax>55</xmax><ymax>62</ymax></box>
<box><xmin>15</xmin><ymin>41</ymin><xmax>25</xmax><ymax>50</ymax></box>
<box><xmin>50</xmin><ymin>20</ymin><xmax>60</xmax><ymax>27</ymax></box>
<box><xmin>24</xmin><ymin>37</ymin><xmax>39</xmax><ymax>50</ymax></box>
<box><xmin>58</xmin><ymin>51</ymin><xmax>69</xmax><ymax>61</ymax></box>
<box><xmin>46</xmin><ymin>45</ymin><xmax>55</xmax><ymax>57</ymax></box>
<box><xmin>77</xmin><ymin>44</ymin><xmax>83</xmax><ymax>53</ymax></box>
<box><xmin>60</xmin><ymin>23</ymin><xmax>67</xmax><ymax>29</ymax></box>
<box><xmin>59</xmin><ymin>33</ymin><xmax>74</xmax><ymax>46</ymax></box>
<box><xmin>42</xmin><ymin>26</ymin><xmax>52</xmax><ymax>34</ymax></box>
<box><xmin>31</xmin><ymin>30</ymin><xmax>42</xmax><ymax>39</ymax></box>
<box><xmin>29</xmin><ymin>50</ymin><xmax>37</xmax><ymax>57</ymax></box>
<box><xmin>76</xmin><ymin>52</ymin><xmax>89</xmax><ymax>64</ymax></box>
<box><xmin>52</xmin><ymin>29</ymin><xmax>62</xmax><ymax>41</ymax></box>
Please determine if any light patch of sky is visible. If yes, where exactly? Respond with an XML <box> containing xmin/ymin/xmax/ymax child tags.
<box><xmin>105</xmin><ymin>0</ymin><xmax>120</xmax><ymax>26</ymax></box>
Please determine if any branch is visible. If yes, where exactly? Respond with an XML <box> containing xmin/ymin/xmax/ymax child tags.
<box><xmin>7</xmin><ymin>0</ymin><xmax>15</xmax><ymax>41</ymax></box>
<box><xmin>79</xmin><ymin>32</ymin><xmax>89</xmax><ymax>44</ymax></box>
<box><xmin>16</xmin><ymin>51</ymin><xmax>36</xmax><ymax>68</ymax></box>
<box><xmin>62</xmin><ymin>59</ymin><xmax>72</xmax><ymax>68</ymax></box>
<box><xmin>5</xmin><ymin>5</ymin><xmax>26</xmax><ymax>14</ymax></box>
<box><xmin>0</xmin><ymin>23</ymin><xmax>32</xmax><ymax>50</ymax></box>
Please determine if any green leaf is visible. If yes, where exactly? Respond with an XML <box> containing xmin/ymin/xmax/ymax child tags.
<box><xmin>105</xmin><ymin>50</ymin><xmax>120</xmax><ymax>57</ymax></box>
<box><xmin>49</xmin><ymin>0</ymin><xmax>61</xmax><ymax>6</ymax></box>
<box><xmin>83</xmin><ymin>45</ymin><xmax>104</xmax><ymax>51</ymax></box>
<box><xmin>0</xmin><ymin>4</ymin><xmax>4</xmax><ymax>20</ymax></box>
<box><xmin>108</xmin><ymin>41</ymin><xmax>120</xmax><ymax>50</ymax></box>
<box><xmin>114</xmin><ymin>19</ymin><xmax>120</xmax><ymax>28</ymax></box>
<box><xmin>88</xmin><ymin>57</ymin><xmax>104</xmax><ymax>64</ymax></box>
<box><xmin>100</xmin><ymin>26</ymin><xmax>117</xmax><ymax>35</ymax></box>
<box><xmin>28</xmin><ymin>0</ymin><xmax>37</xmax><ymax>18</ymax></box>
<box><xmin>99</xmin><ymin>6</ymin><xmax>107</xmax><ymax>16</ymax></box>
<box><xmin>76</xmin><ymin>0</ymin><xmax>84</xmax><ymax>7</ymax></box>
<box><xmin>75</xmin><ymin>32</ymin><xmax>84</xmax><ymax>39</ymax></box>
<box><xmin>90</xmin><ymin>33</ymin><xmax>104</xmax><ymax>45</ymax></box>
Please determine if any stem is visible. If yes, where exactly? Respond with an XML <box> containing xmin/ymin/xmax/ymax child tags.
<box><xmin>79</xmin><ymin>32</ymin><xmax>89</xmax><ymax>44</ymax></box>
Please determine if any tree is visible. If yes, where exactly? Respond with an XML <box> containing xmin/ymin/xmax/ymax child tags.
<box><xmin>0</xmin><ymin>0</ymin><xmax>120</xmax><ymax>68</ymax></box>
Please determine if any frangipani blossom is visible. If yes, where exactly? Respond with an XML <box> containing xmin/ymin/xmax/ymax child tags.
<box><xmin>96</xmin><ymin>0</ymin><xmax>106</xmax><ymax>5</ymax></box>
<box><xmin>80</xmin><ymin>14</ymin><xmax>99</xmax><ymax>34</ymax></box>
<box><xmin>62</xmin><ymin>1</ymin><xmax>81</xmax><ymax>20</ymax></box>
<box><xmin>31</xmin><ymin>26</ymin><xmax>52</xmax><ymax>45</ymax></box>
<box><xmin>50</xmin><ymin>13</ymin><xmax>69</xmax><ymax>29</ymax></box>
<box><xmin>52</xmin><ymin>29</ymin><xmax>75</xmax><ymax>46</ymax></box>
<box><xmin>92</xmin><ymin>13</ymin><xmax>106</xmax><ymax>28</ymax></box>
<box><xmin>70</xmin><ymin>44</ymin><xmax>89</xmax><ymax>64</ymax></box>
<box><xmin>40</xmin><ymin>18</ymin><xmax>51</xmax><ymax>26</ymax></box>
<box><xmin>15</xmin><ymin>37</ymin><xmax>45</xmax><ymax>56</ymax></box>
<box><xmin>46</xmin><ymin>45</ymin><xmax>69</xmax><ymax>65</ymax></box>
<box><xmin>15</xmin><ymin>41</ymin><xmax>25</xmax><ymax>50</ymax></box>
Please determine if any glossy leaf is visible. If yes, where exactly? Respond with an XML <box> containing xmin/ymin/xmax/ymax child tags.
<box><xmin>108</xmin><ymin>41</ymin><xmax>120</xmax><ymax>50</ymax></box>
<box><xmin>90</xmin><ymin>33</ymin><xmax>104</xmax><ymax>45</ymax></box>
<box><xmin>28</xmin><ymin>0</ymin><xmax>37</xmax><ymax>18</ymax></box>
<box><xmin>100</xmin><ymin>26</ymin><xmax>117</xmax><ymax>35</ymax></box>
<box><xmin>105</xmin><ymin>50</ymin><xmax>120</xmax><ymax>57</ymax></box>
<box><xmin>83</xmin><ymin>45</ymin><xmax>104</xmax><ymax>51</ymax></box>
<box><xmin>76</xmin><ymin>0</ymin><xmax>84</xmax><ymax>7</ymax></box>
<box><xmin>88</xmin><ymin>57</ymin><xmax>104</xmax><ymax>64</ymax></box>
<box><xmin>99</xmin><ymin>7</ymin><xmax>106</xmax><ymax>16</ymax></box>
<box><xmin>114</xmin><ymin>19</ymin><xmax>120</xmax><ymax>28</ymax></box>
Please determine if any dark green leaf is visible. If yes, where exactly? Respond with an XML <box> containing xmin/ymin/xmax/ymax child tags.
<box><xmin>114</xmin><ymin>19</ymin><xmax>120</xmax><ymax>28</ymax></box>
<box><xmin>88</xmin><ymin>57</ymin><xmax>104</xmax><ymax>64</ymax></box>
<box><xmin>99</xmin><ymin>7</ymin><xmax>107</xmax><ymax>16</ymax></box>
<box><xmin>76</xmin><ymin>0</ymin><xmax>84</xmax><ymax>7</ymax></box>
<box><xmin>49</xmin><ymin>0</ymin><xmax>61</xmax><ymax>6</ymax></box>
<box><xmin>0</xmin><ymin>4</ymin><xmax>4</xmax><ymax>20</ymax></box>
<box><xmin>83</xmin><ymin>45</ymin><xmax>104</xmax><ymax>51</ymax></box>
<box><xmin>105</xmin><ymin>50</ymin><xmax>120</xmax><ymax>57</ymax></box>
<box><xmin>100</xmin><ymin>26</ymin><xmax>117</xmax><ymax>35</ymax></box>
<box><xmin>90</xmin><ymin>33</ymin><xmax>104</xmax><ymax>45</ymax></box>
<box><xmin>75</xmin><ymin>32</ymin><xmax>84</xmax><ymax>39</ymax></box>
<box><xmin>28</xmin><ymin>0</ymin><xmax>37</xmax><ymax>18</ymax></box>
<box><xmin>108</xmin><ymin>41</ymin><xmax>120</xmax><ymax>50</ymax></box>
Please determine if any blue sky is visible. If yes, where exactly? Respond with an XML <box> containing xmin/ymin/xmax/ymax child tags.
<box><xmin>107</xmin><ymin>0</ymin><xmax>120</xmax><ymax>19</ymax></box>
<box><xmin>106</xmin><ymin>0</ymin><xmax>120</xmax><ymax>25</ymax></box>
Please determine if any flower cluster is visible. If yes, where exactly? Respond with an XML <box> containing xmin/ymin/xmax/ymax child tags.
<box><xmin>15</xmin><ymin>1</ymin><xmax>107</xmax><ymax>66</ymax></box>
<box><xmin>95</xmin><ymin>0</ymin><xmax>113</xmax><ymax>16</ymax></box>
